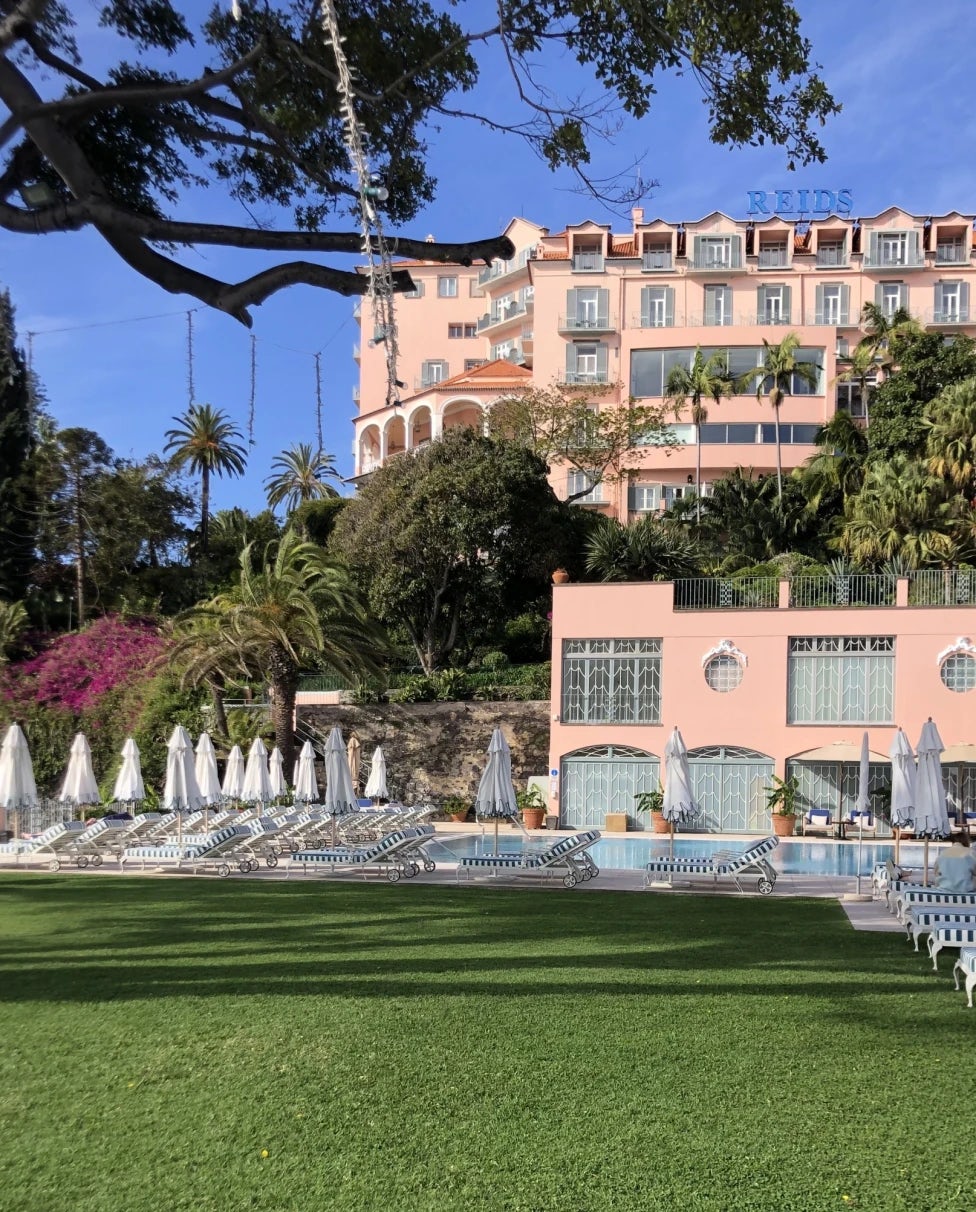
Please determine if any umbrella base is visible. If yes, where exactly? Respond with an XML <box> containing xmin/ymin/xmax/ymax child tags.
<box><xmin>841</xmin><ymin>893</ymin><xmax>873</xmax><ymax>902</ymax></box>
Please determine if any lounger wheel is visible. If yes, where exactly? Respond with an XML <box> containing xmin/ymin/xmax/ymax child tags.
<box><xmin>238</xmin><ymin>859</ymin><xmax>251</xmax><ymax>873</ymax></box>
<box><xmin>290</xmin><ymin>843</ymin><xmax>300</xmax><ymax>854</ymax></box>
<box><xmin>386</xmin><ymin>867</ymin><xmax>402</xmax><ymax>882</ymax></box>
<box><xmin>563</xmin><ymin>873</ymin><xmax>578</xmax><ymax>888</ymax></box>
<box><xmin>75</xmin><ymin>855</ymin><xmax>89</xmax><ymax>868</ymax></box>
<box><xmin>217</xmin><ymin>863</ymin><xmax>231</xmax><ymax>879</ymax></box>
<box><xmin>265</xmin><ymin>854</ymin><xmax>278</xmax><ymax>869</ymax></box>
<box><xmin>49</xmin><ymin>858</ymin><xmax>61</xmax><ymax>871</ymax></box>
<box><xmin>423</xmin><ymin>860</ymin><xmax>436</xmax><ymax>872</ymax></box>
<box><xmin>91</xmin><ymin>854</ymin><xmax>103</xmax><ymax>867</ymax></box>
<box><xmin>409</xmin><ymin>862</ymin><xmax>420</xmax><ymax>878</ymax></box>
<box><xmin>757</xmin><ymin>877</ymin><xmax>774</xmax><ymax>896</ymax></box>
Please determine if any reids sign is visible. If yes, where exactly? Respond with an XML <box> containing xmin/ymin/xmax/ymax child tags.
<box><xmin>747</xmin><ymin>188</ymin><xmax>853</xmax><ymax>217</ymax></box>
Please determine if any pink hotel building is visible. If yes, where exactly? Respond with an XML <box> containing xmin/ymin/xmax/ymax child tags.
<box><xmin>352</xmin><ymin>207</ymin><xmax>976</xmax><ymax>833</ymax></box>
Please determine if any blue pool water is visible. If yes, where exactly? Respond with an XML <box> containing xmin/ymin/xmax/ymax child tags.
<box><xmin>429</xmin><ymin>834</ymin><xmax>933</xmax><ymax>877</ymax></box>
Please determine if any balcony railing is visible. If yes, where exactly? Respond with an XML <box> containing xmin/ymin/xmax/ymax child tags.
<box><xmin>930</xmin><ymin>309</ymin><xmax>971</xmax><ymax>325</ymax></box>
<box><xmin>935</xmin><ymin>244</ymin><xmax>967</xmax><ymax>264</ymax></box>
<box><xmin>642</xmin><ymin>251</ymin><xmax>673</xmax><ymax>271</ymax></box>
<box><xmin>477</xmin><ymin>300</ymin><xmax>529</xmax><ymax>331</ymax></box>
<box><xmin>757</xmin><ymin>248</ymin><xmax>789</xmax><ymax>267</ymax></box>
<box><xmin>560</xmin><ymin>370</ymin><xmax>609</xmax><ymax>386</ymax></box>
<box><xmin>908</xmin><ymin>569</ymin><xmax>976</xmax><ymax>606</ymax></box>
<box><xmin>862</xmin><ymin>251</ymin><xmax>925</xmax><ymax>269</ymax></box>
<box><xmin>673</xmin><ymin>577</ymin><xmax>779</xmax><ymax>611</ymax></box>
<box><xmin>789</xmin><ymin>575</ymin><xmax>896</xmax><ymax>608</ymax></box>
<box><xmin>572</xmin><ymin>253</ymin><xmax>605</xmax><ymax>272</ymax></box>
<box><xmin>557</xmin><ymin>314</ymin><xmax>616</xmax><ymax>333</ymax></box>
<box><xmin>477</xmin><ymin>248</ymin><xmax>531</xmax><ymax>286</ymax></box>
<box><xmin>756</xmin><ymin>311</ymin><xmax>792</xmax><ymax>325</ymax></box>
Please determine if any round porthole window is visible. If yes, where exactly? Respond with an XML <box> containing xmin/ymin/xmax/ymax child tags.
<box><xmin>940</xmin><ymin>653</ymin><xmax>976</xmax><ymax>692</ymax></box>
<box><xmin>703</xmin><ymin>654</ymin><xmax>743</xmax><ymax>692</ymax></box>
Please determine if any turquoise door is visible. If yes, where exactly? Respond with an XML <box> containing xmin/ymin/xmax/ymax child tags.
<box><xmin>560</xmin><ymin>745</ymin><xmax>660</xmax><ymax>830</ymax></box>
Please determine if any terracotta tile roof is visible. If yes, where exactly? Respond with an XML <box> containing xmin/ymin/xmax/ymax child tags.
<box><xmin>541</xmin><ymin>249</ymin><xmax>569</xmax><ymax>260</ymax></box>
<box><xmin>793</xmin><ymin>231</ymin><xmax>811</xmax><ymax>252</ymax></box>
<box><xmin>610</xmin><ymin>237</ymin><xmax>636</xmax><ymax>256</ymax></box>
<box><xmin>408</xmin><ymin>359</ymin><xmax>532</xmax><ymax>399</ymax></box>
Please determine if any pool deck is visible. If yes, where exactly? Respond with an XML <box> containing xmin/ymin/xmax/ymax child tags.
<box><xmin>0</xmin><ymin>820</ymin><xmax>915</xmax><ymax>931</ymax></box>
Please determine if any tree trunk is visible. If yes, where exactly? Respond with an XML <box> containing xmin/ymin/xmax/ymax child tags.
<box><xmin>74</xmin><ymin>472</ymin><xmax>86</xmax><ymax>625</ymax></box>
<box><xmin>200</xmin><ymin>464</ymin><xmax>210</xmax><ymax>557</ymax></box>
<box><xmin>695</xmin><ymin>421</ymin><xmax>702</xmax><ymax>525</ymax></box>
<box><xmin>209</xmin><ymin>677</ymin><xmax>229</xmax><ymax>740</ymax></box>
<box><xmin>267</xmin><ymin>646</ymin><xmax>298</xmax><ymax>774</ymax></box>
<box><xmin>772</xmin><ymin>400</ymin><xmax>783</xmax><ymax>500</ymax></box>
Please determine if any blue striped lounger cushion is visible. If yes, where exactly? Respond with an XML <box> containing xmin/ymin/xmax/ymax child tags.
<box><xmin>929</xmin><ymin>926</ymin><xmax>976</xmax><ymax>969</ymax></box>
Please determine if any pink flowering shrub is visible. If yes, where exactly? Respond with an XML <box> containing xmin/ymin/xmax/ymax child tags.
<box><xmin>2</xmin><ymin>615</ymin><xmax>165</xmax><ymax>714</ymax></box>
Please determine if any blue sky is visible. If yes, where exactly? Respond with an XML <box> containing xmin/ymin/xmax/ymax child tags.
<box><xmin>3</xmin><ymin>0</ymin><xmax>975</xmax><ymax>514</ymax></box>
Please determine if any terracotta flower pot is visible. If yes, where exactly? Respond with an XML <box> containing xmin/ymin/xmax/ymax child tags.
<box><xmin>650</xmin><ymin>810</ymin><xmax>670</xmax><ymax>834</ymax></box>
<box><xmin>772</xmin><ymin>813</ymin><xmax>797</xmax><ymax>838</ymax></box>
<box><xmin>523</xmin><ymin>808</ymin><xmax>546</xmax><ymax>829</ymax></box>
<box><xmin>551</xmin><ymin>568</ymin><xmax>570</xmax><ymax>585</ymax></box>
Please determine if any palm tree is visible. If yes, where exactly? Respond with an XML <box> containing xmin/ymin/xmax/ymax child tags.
<box><xmin>833</xmin><ymin>457</ymin><xmax>962</xmax><ymax>568</ymax></box>
<box><xmin>860</xmin><ymin>301</ymin><xmax>923</xmax><ymax>359</ymax></box>
<box><xmin>800</xmin><ymin>410</ymin><xmax>869</xmax><ymax>513</ymax></box>
<box><xmin>264</xmin><ymin>443</ymin><xmax>341</xmax><ymax>515</ymax></box>
<box><xmin>742</xmin><ymin>333</ymin><xmax>820</xmax><ymax>501</ymax></box>
<box><xmin>164</xmin><ymin>404</ymin><xmax>247</xmax><ymax>556</ymax></box>
<box><xmin>180</xmin><ymin>530</ymin><xmax>386</xmax><ymax>771</ymax></box>
<box><xmin>832</xmin><ymin>341</ymin><xmax>880</xmax><ymax>426</ymax></box>
<box><xmin>664</xmin><ymin>348</ymin><xmax>734</xmax><ymax>523</ymax></box>
<box><xmin>584</xmin><ymin>514</ymin><xmax>703</xmax><ymax>582</ymax></box>
<box><xmin>925</xmin><ymin>377</ymin><xmax>976</xmax><ymax>496</ymax></box>
<box><xmin>0</xmin><ymin>599</ymin><xmax>27</xmax><ymax>664</ymax></box>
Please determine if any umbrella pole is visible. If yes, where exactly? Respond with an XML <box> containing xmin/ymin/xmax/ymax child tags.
<box><xmin>331</xmin><ymin>812</ymin><xmax>337</xmax><ymax>848</ymax></box>
<box><xmin>494</xmin><ymin>818</ymin><xmax>499</xmax><ymax>855</ymax></box>
<box><xmin>669</xmin><ymin>819</ymin><xmax>675</xmax><ymax>862</ymax></box>
<box><xmin>894</xmin><ymin>827</ymin><xmax>901</xmax><ymax>866</ymax></box>
<box><xmin>923</xmin><ymin>838</ymin><xmax>930</xmax><ymax>887</ymax></box>
<box><xmin>856</xmin><ymin>818</ymin><xmax>864</xmax><ymax>896</ymax></box>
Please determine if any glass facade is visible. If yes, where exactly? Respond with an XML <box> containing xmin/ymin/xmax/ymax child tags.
<box><xmin>631</xmin><ymin>346</ymin><xmax>823</xmax><ymax>399</ymax></box>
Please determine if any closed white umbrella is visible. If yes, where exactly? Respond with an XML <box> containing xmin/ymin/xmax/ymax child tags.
<box><xmin>915</xmin><ymin>718</ymin><xmax>951</xmax><ymax>886</ymax></box>
<box><xmin>164</xmin><ymin>725</ymin><xmax>205</xmax><ymax>844</ymax></box>
<box><xmin>347</xmin><ymin>734</ymin><xmax>362</xmax><ymax>791</ymax></box>
<box><xmin>241</xmin><ymin>737</ymin><xmax>273</xmax><ymax>805</ymax></box>
<box><xmin>195</xmin><ymin>733</ymin><xmax>223</xmax><ymax>805</ymax></box>
<box><xmin>112</xmin><ymin>737</ymin><xmax>146</xmax><ymax>805</ymax></box>
<box><xmin>363</xmin><ymin>746</ymin><xmax>388</xmax><ymax>802</ymax></box>
<box><xmin>59</xmin><ymin>732</ymin><xmax>101</xmax><ymax>817</ymax></box>
<box><xmin>663</xmin><ymin>727</ymin><xmax>698</xmax><ymax>862</ymax></box>
<box><xmin>474</xmin><ymin>728</ymin><xmax>519</xmax><ymax>853</ymax></box>
<box><xmin>0</xmin><ymin>722</ymin><xmax>39</xmax><ymax>837</ymax></box>
<box><xmin>889</xmin><ymin>727</ymin><xmax>916</xmax><ymax>866</ymax></box>
<box><xmin>854</xmin><ymin>731</ymin><xmax>871</xmax><ymax>896</ymax></box>
<box><xmin>269</xmin><ymin>747</ymin><xmax>287</xmax><ymax>799</ymax></box>
<box><xmin>322</xmin><ymin>725</ymin><xmax>357</xmax><ymax>844</ymax></box>
<box><xmin>221</xmin><ymin>744</ymin><xmax>246</xmax><ymax>801</ymax></box>
<box><xmin>294</xmin><ymin>740</ymin><xmax>319</xmax><ymax>804</ymax></box>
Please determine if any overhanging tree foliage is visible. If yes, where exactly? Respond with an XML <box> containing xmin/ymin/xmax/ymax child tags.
<box><xmin>0</xmin><ymin>1</ymin><xmax>837</xmax><ymax>321</ymax></box>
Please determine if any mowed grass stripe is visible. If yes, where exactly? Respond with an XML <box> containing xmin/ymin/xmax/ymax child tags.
<box><xmin>0</xmin><ymin>875</ymin><xmax>971</xmax><ymax>1212</ymax></box>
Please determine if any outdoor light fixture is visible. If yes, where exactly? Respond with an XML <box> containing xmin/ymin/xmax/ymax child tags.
<box><xmin>18</xmin><ymin>181</ymin><xmax>56</xmax><ymax>209</ymax></box>
<box><xmin>365</xmin><ymin>173</ymin><xmax>389</xmax><ymax>203</ymax></box>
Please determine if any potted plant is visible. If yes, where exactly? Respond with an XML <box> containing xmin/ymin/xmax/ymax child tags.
<box><xmin>765</xmin><ymin>774</ymin><xmax>800</xmax><ymax>837</ymax></box>
<box><xmin>551</xmin><ymin>568</ymin><xmax>570</xmax><ymax>585</ymax></box>
<box><xmin>517</xmin><ymin>785</ymin><xmax>547</xmax><ymax>830</ymax></box>
<box><xmin>442</xmin><ymin>794</ymin><xmax>470</xmax><ymax>823</ymax></box>
<box><xmin>635</xmin><ymin>787</ymin><xmax>668</xmax><ymax>834</ymax></box>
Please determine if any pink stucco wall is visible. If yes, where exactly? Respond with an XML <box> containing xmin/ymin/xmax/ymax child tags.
<box><xmin>548</xmin><ymin>579</ymin><xmax>976</xmax><ymax>805</ymax></box>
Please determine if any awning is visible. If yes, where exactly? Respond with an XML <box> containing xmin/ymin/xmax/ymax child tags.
<box><xmin>943</xmin><ymin>743</ymin><xmax>976</xmax><ymax>764</ymax></box>
<box><xmin>791</xmin><ymin>741</ymin><xmax>890</xmax><ymax>763</ymax></box>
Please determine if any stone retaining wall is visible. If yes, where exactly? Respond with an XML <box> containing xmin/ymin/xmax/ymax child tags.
<box><xmin>298</xmin><ymin>701</ymin><xmax>550</xmax><ymax>804</ymax></box>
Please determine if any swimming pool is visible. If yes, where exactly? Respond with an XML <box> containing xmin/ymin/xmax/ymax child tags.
<box><xmin>428</xmin><ymin>834</ymin><xmax>933</xmax><ymax>877</ymax></box>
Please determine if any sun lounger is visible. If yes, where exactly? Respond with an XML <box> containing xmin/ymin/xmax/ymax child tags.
<box><xmin>288</xmin><ymin>826</ymin><xmax>435</xmax><ymax>881</ymax></box>
<box><xmin>927</xmin><ymin>925</ymin><xmax>976</xmax><ymax>970</ymax></box>
<box><xmin>0</xmin><ymin>821</ymin><xmax>87</xmax><ymax>868</ymax></box>
<box><xmin>643</xmin><ymin>835</ymin><xmax>779</xmax><ymax>895</ymax></box>
<box><xmin>456</xmin><ymin>830</ymin><xmax>602</xmax><ymax>889</ymax></box>
<box><xmin>952</xmin><ymin>947</ymin><xmax>976</xmax><ymax>1008</ymax></box>
<box><xmin>65</xmin><ymin>818</ymin><xmax>132</xmax><ymax>867</ymax></box>
<box><xmin>121</xmin><ymin>825</ymin><xmax>255</xmax><ymax>876</ymax></box>
<box><xmin>892</xmin><ymin>887</ymin><xmax>976</xmax><ymax>924</ymax></box>
<box><xmin>803</xmin><ymin>810</ymin><xmax>832</xmax><ymax>837</ymax></box>
<box><xmin>904</xmin><ymin>909</ymin><xmax>976</xmax><ymax>951</ymax></box>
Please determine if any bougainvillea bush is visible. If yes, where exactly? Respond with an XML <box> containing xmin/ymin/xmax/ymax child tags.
<box><xmin>0</xmin><ymin>615</ymin><xmax>182</xmax><ymax>794</ymax></box>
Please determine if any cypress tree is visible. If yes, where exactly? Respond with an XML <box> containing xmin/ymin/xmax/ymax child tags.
<box><xmin>0</xmin><ymin>290</ymin><xmax>38</xmax><ymax>600</ymax></box>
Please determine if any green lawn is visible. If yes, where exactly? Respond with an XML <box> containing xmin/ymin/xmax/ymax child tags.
<box><xmin>0</xmin><ymin>875</ymin><xmax>971</xmax><ymax>1212</ymax></box>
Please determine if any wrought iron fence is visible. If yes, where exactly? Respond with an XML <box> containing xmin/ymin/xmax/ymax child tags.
<box><xmin>908</xmin><ymin>569</ymin><xmax>976</xmax><ymax>606</ymax></box>
<box><xmin>673</xmin><ymin>577</ymin><xmax>779</xmax><ymax>611</ymax></box>
<box><xmin>789</xmin><ymin>575</ymin><xmax>896</xmax><ymax>608</ymax></box>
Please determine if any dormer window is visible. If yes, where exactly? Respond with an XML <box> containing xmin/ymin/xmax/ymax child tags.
<box><xmin>758</xmin><ymin>241</ymin><xmax>788</xmax><ymax>268</ymax></box>
<box><xmin>642</xmin><ymin>240</ymin><xmax>672</xmax><ymax>271</ymax></box>
<box><xmin>691</xmin><ymin>235</ymin><xmax>743</xmax><ymax>270</ymax></box>
<box><xmin>573</xmin><ymin>241</ymin><xmax>604</xmax><ymax>272</ymax></box>
<box><xmin>864</xmin><ymin>230</ymin><xmax>922</xmax><ymax>268</ymax></box>
<box><xmin>936</xmin><ymin>236</ymin><xmax>966</xmax><ymax>264</ymax></box>
<box><xmin>816</xmin><ymin>238</ymin><xmax>846</xmax><ymax>267</ymax></box>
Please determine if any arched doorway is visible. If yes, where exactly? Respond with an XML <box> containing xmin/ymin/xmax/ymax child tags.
<box><xmin>687</xmin><ymin>746</ymin><xmax>774</xmax><ymax>833</ymax></box>
<box><xmin>560</xmin><ymin>745</ymin><xmax>659</xmax><ymax>830</ymax></box>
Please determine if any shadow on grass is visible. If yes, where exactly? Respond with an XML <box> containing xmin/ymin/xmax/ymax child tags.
<box><xmin>0</xmin><ymin>874</ymin><xmax>942</xmax><ymax>1013</ymax></box>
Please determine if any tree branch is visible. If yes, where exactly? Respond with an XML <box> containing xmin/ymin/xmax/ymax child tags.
<box><xmin>0</xmin><ymin>0</ymin><xmax>46</xmax><ymax>52</ymax></box>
